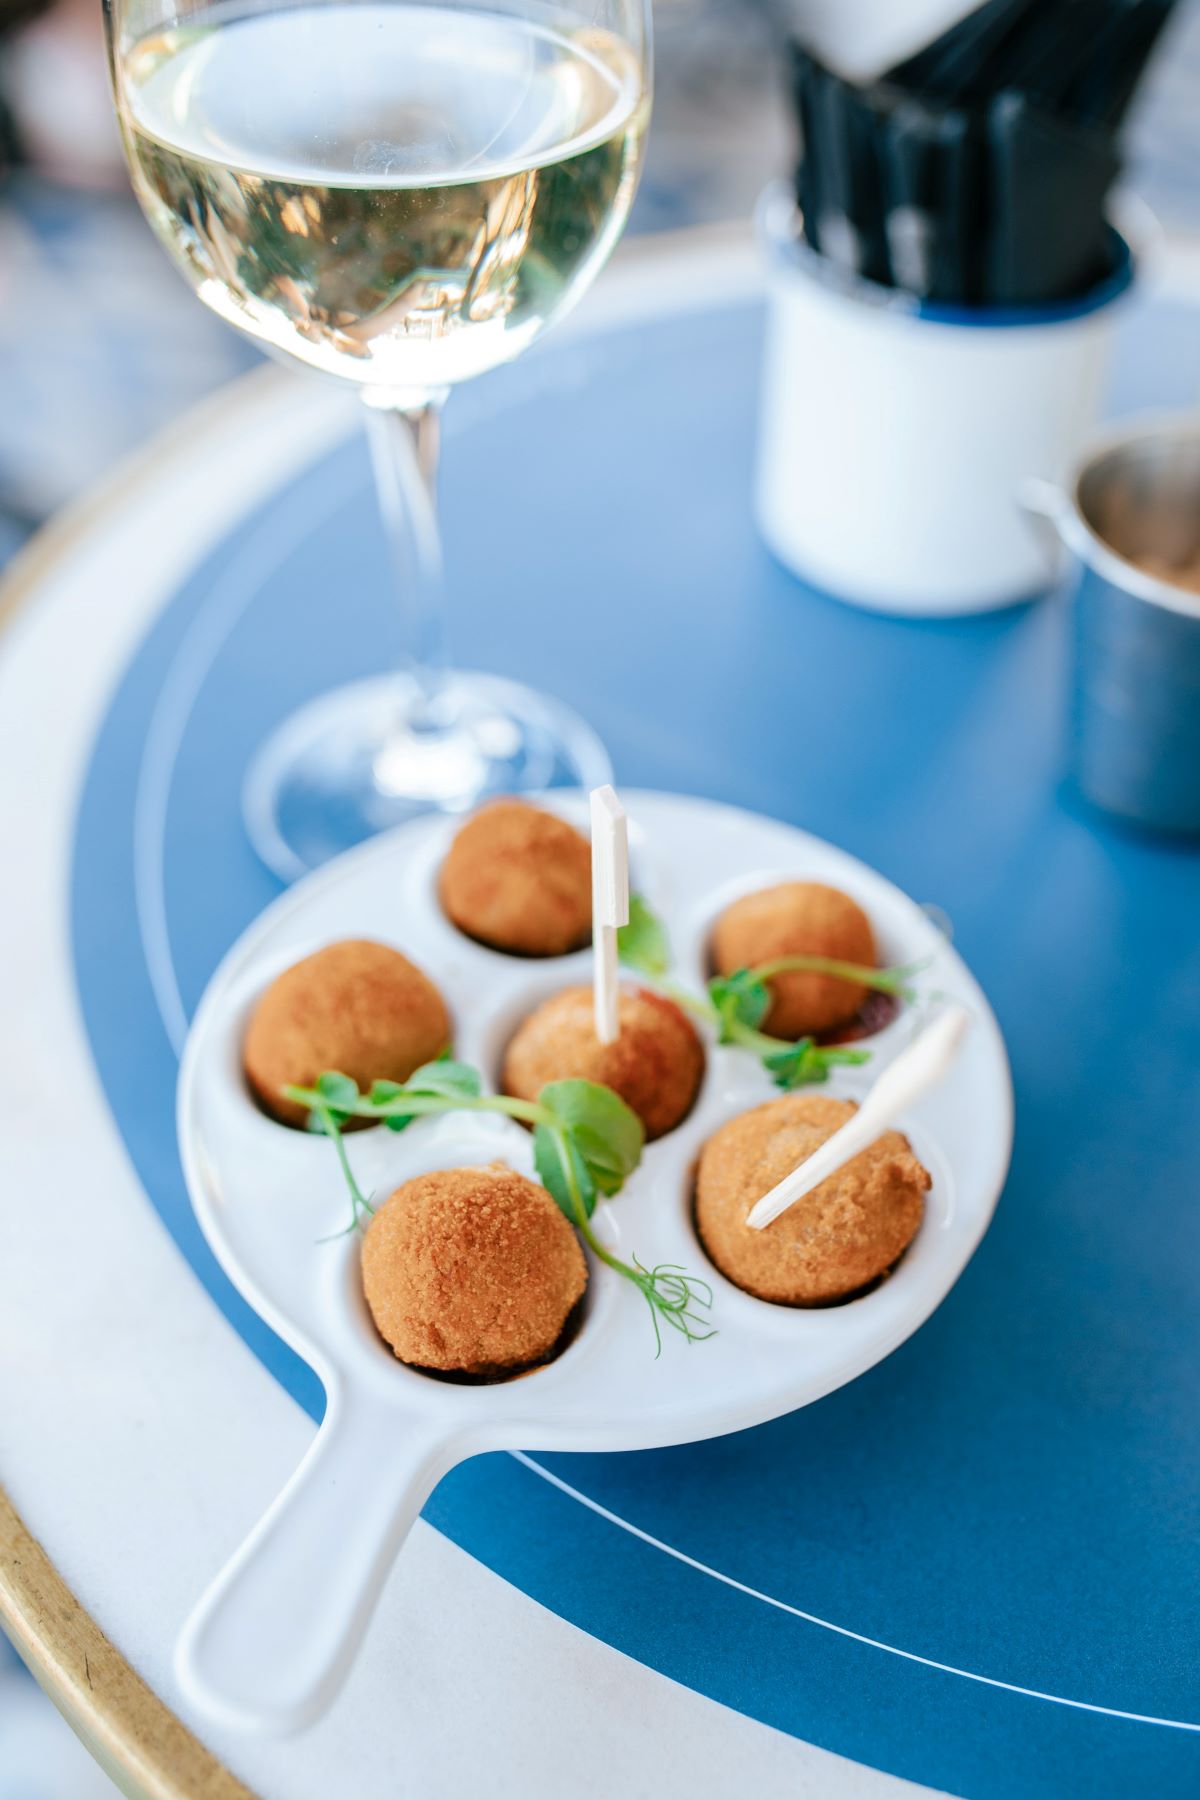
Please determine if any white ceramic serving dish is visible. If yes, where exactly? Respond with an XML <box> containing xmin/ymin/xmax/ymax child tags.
<box><xmin>175</xmin><ymin>790</ymin><xmax>1013</xmax><ymax>1736</ymax></box>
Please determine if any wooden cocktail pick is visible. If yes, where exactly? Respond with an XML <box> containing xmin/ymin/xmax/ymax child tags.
<box><xmin>746</xmin><ymin>1005</ymin><xmax>971</xmax><ymax>1230</ymax></box>
<box><xmin>590</xmin><ymin>784</ymin><xmax>629</xmax><ymax>1045</ymax></box>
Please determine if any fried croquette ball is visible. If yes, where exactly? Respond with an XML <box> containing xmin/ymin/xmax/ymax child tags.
<box><xmin>361</xmin><ymin>1165</ymin><xmax>587</xmax><ymax>1374</ymax></box>
<box><xmin>712</xmin><ymin>882</ymin><xmax>876</xmax><ymax>1038</ymax></box>
<box><xmin>439</xmin><ymin>800</ymin><xmax>592</xmax><ymax>956</ymax></box>
<box><xmin>502</xmin><ymin>984</ymin><xmax>704</xmax><ymax>1141</ymax></box>
<box><xmin>243</xmin><ymin>939</ymin><xmax>450</xmax><ymax>1129</ymax></box>
<box><xmin>695</xmin><ymin>1095</ymin><xmax>929</xmax><ymax>1305</ymax></box>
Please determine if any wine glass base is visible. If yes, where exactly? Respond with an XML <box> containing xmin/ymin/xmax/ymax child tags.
<box><xmin>242</xmin><ymin>670</ymin><xmax>613</xmax><ymax>883</ymax></box>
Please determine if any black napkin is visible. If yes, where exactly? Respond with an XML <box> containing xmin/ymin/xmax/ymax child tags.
<box><xmin>880</xmin><ymin>97</ymin><xmax>982</xmax><ymax>303</ymax></box>
<box><xmin>791</xmin><ymin>47</ymin><xmax>891</xmax><ymax>282</ymax></box>
<box><xmin>984</xmin><ymin>91</ymin><xmax>1120</xmax><ymax>303</ymax></box>
<box><xmin>786</xmin><ymin>0</ymin><xmax>1180</xmax><ymax>307</ymax></box>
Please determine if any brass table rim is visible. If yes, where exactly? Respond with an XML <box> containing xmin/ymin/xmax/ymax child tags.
<box><xmin>0</xmin><ymin>1490</ymin><xmax>255</xmax><ymax>1800</ymax></box>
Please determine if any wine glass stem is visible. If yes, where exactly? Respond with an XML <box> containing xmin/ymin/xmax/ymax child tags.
<box><xmin>362</xmin><ymin>396</ymin><xmax>451</xmax><ymax>727</ymax></box>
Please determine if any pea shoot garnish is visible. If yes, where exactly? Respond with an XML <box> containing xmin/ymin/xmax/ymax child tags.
<box><xmin>619</xmin><ymin>894</ymin><xmax>926</xmax><ymax>1090</ymax></box>
<box><xmin>286</xmin><ymin>1060</ymin><xmax>715</xmax><ymax>1355</ymax></box>
<box><xmin>615</xmin><ymin>893</ymin><xmax>671</xmax><ymax>980</ymax></box>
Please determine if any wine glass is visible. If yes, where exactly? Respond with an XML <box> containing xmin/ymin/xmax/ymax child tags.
<box><xmin>104</xmin><ymin>0</ymin><xmax>651</xmax><ymax>880</ymax></box>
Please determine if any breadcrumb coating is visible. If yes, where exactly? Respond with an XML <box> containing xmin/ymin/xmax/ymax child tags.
<box><xmin>362</xmin><ymin>1165</ymin><xmax>587</xmax><ymax>1374</ymax></box>
<box><xmin>503</xmin><ymin>984</ymin><xmax>704</xmax><ymax>1141</ymax></box>
<box><xmin>711</xmin><ymin>882</ymin><xmax>877</xmax><ymax>1037</ymax></box>
<box><xmin>695</xmin><ymin>1095</ymin><xmax>928</xmax><ymax>1305</ymax></box>
<box><xmin>243</xmin><ymin>939</ymin><xmax>450</xmax><ymax>1128</ymax></box>
<box><xmin>439</xmin><ymin>800</ymin><xmax>592</xmax><ymax>957</ymax></box>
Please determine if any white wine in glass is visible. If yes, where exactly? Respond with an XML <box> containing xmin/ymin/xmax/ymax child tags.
<box><xmin>106</xmin><ymin>0</ymin><xmax>651</xmax><ymax>878</ymax></box>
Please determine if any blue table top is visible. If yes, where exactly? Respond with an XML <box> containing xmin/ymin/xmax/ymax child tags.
<box><xmin>72</xmin><ymin>281</ymin><xmax>1200</xmax><ymax>1798</ymax></box>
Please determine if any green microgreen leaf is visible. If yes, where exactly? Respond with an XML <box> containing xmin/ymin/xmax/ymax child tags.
<box><xmin>366</xmin><ymin>1078</ymin><xmax>409</xmax><ymax>1128</ymax></box>
<box><xmin>533</xmin><ymin>1122</ymin><xmax>715</xmax><ymax>1355</ymax></box>
<box><xmin>749</xmin><ymin>953</ymin><xmax>928</xmax><ymax>1005</ymax></box>
<box><xmin>366</xmin><ymin>1060</ymin><xmax>483</xmax><ymax>1130</ymax></box>
<box><xmin>533</xmin><ymin>1122</ymin><xmax>598</xmax><ymax>1222</ymax></box>
<box><xmin>618</xmin><ymin>893</ymin><xmax>671</xmax><ymax>979</ymax></box>
<box><xmin>763</xmin><ymin>1038</ymin><xmax>872</xmax><ymax>1090</ymax></box>
<box><xmin>310</xmin><ymin>1070</ymin><xmax>359</xmax><ymax>1125</ymax></box>
<box><xmin>537</xmin><ymin>1078</ymin><xmax>644</xmax><ymax>1197</ymax></box>
<box><xmin>405</xmin><ymin>1059</ymin><xmax>483</xmax><ymax>1100</ymax></box>
<box><xmin>304</xmin><ymin>1097</ymin><xmax>375</xmax><ymax>1236</ymax></box>
<box><xmin>632</xmin><ymin>1260</ymin><xmax>717</xmax><ymax>1357</ymax></box>
<box><xmin>708</xmin><ymin>968</ymin><xmax>771</xmax><ymax>1040</ymax></box>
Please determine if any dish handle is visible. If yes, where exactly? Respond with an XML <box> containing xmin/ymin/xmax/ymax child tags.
<box><xmin>175</xmin><ymin>1386</ymin><xmax>463</xmax><ymax>1735</ymax></box>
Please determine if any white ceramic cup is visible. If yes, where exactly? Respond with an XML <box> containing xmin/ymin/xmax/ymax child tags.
<box><xmin>754</xmin><ymin>183</ymin><xmax>1136</xmax><ymax>617</ymax></box>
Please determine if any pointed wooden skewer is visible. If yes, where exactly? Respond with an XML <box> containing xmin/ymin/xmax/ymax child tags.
<box><xmin>590</xmin><ymin>784</ymin><xmax>629</xmax><ymax>1046</ymax></box>
<box><xmin>746</xmin><ymin>1005</ymin><xmax>971</xmax><ymax>1231</ymax></box>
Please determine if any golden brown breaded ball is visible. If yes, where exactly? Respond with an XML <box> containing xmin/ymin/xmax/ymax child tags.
<box><xmin>695</xmin><ymin>1094</ymin><xmax>929</xmax><ymax>1305</ymax></box>
<box><xmin>362</xmin><ymin>1165</ymin><xmax>587</xmax><ymax>1374</ymax></box>
<box><xmin>711</xmin><ymin>882</ymin><xmax>877</xmax><ymax>1038</ymax></box>
<box><xmin>243</xmin><ymin>939</ymin><xmax>450</xmax><ymax>1129</ymax></box>
<box><xmin>439</xmin><ymin>800</ymin><xmax>592</xmax><ymax>956</ymax></box>
<box><xmin>502</xmin><ymin>984</ymin><xmax>704</xmax><ymax>1141</ymax></box>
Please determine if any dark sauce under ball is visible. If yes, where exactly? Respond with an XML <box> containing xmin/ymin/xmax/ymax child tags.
<box><xmin>816</xmin><ymin>988</ymin><xmax>899</xmax><ymax>1046</ymax></box>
